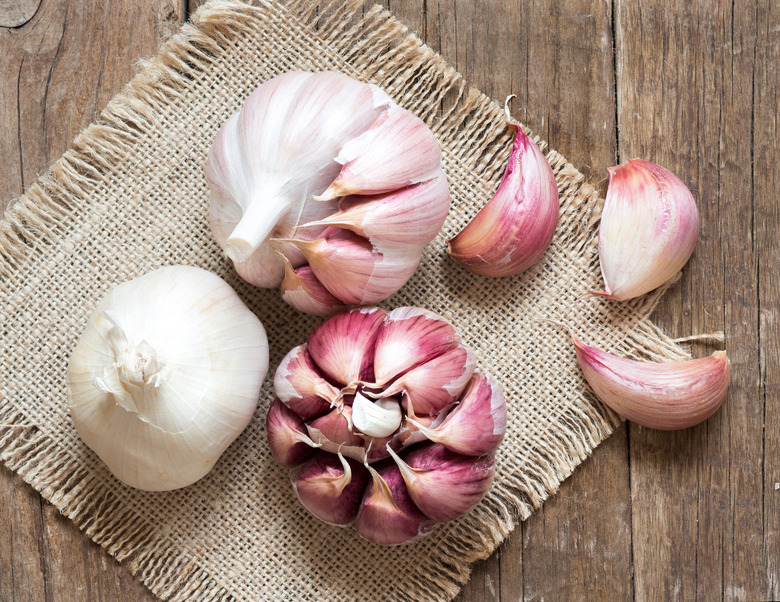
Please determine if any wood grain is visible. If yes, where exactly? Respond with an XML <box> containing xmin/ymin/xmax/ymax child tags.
<box><xmin>0</xmin><ymin>0</ymin><xmax>41</xmax><ymax>28</ymax></box>
<box><xmin>1</xmin><ymin>1</ymin><xmax>778</xmax><ymax>600</ymax></box>
<box><xmin>617</xmin><ymin>2</ymin><xmax>777</xmax><ymax>600</ymax></box>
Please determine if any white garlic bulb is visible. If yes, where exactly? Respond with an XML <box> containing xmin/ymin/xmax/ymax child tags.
<box><xmin>66</xmin><ymin>266</ymin><xmax>268</xmax><ymax>491</ymax></box>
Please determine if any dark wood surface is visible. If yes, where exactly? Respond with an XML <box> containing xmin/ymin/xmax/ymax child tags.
<box><xmin>1</xmin><ymin>0</ymin><xmax>777</xmax><ymax>599</ymax></box>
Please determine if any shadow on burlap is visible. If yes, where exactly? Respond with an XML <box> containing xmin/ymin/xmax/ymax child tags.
<box><xmin>0</xmin><ymin>1</ymin><xmax>689</xmax><ymax>599</ymax></box>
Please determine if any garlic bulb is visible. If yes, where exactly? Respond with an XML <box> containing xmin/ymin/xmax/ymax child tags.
<box><xmin>66</xmin><ymin>266</ymin><xmax>268</xmax><ymax>491</ymax></box>
<box><xmin>572</xmin><ymin>333</ymin><xmax>730</xmax><ymax>430</ymax></box>
<box><xmin>447</xmin><ymin>96</ymin><xmax>559</xmax><ymax>277</ymax></box>
<box><xmin>266</xmin><ymin>306</ymin><xmax>506</xmax><ymax>545</ymax></box>
<box><xmin>592</xmin><ymin>159</ymin><xmax>700</xmax><ymax>300</ymax></box>
<box><xmin>206</xmin><ymin>71</ymin><xmax>450</xmax><ymax>315</ymax></box>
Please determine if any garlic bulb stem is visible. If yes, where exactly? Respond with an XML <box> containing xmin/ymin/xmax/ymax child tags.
<box><xmin>225</xmin><ymin>194</ymin><xmax>288</xmax><ymax>263</ymax></box>
<box><xmin>93</xmin><ymin>311</ymin><xmax>166</xmax><ymax>414</ymax></box>
<box><xmin>115</xmin><ymin>341</ymin><xmax>162</xmax><ymax>386</ymax></box>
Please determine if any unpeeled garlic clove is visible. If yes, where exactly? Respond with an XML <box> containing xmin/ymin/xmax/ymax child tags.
<box><xmin>303</xmin><ymin>175</ymin><xmax>450</xmax><ymax>254</ymax></box>
<box><xmin>315</xmin><ymin>105</ymin><xmax>442</xmax><ymax>201</ymax></box>
<box><xmin>354</xmin><ymin>463</ymin><xmax>437</xmax><ymax>545</ymax></box>
<box><xmin>286</xmin><ymin>231</ymin><xmax>420</xmax><ymax>306</ymax></box>
<box><xmin>266</xmin><ymin>398</ymin><xmax>317</xmax><ymax>468</ymax></box>
<box><xmin>388</xmin><ymin>444</ymin><xmax>495</xmax><ymax>522</ymax></box>
<box><xmin>306</xmin><ymin>306</ymin><xmax>387</xmax><ymax>387</ymax></box>
<box><xmin>280</xmin><ymin>256</ymin><xmax>345</xmax><ymax>317</ymax></box>
<box><xmin>571</xmin><ymin>334</ymin><xmax>730</xmax><ymax>430</ymax></box>
<box><xmin>371</xmin><ymin>307</ymin><xmax>461</xmax><ymax>387</ymax></box>
<box><xmin>447</xmin><ymin>97</ymin><xmax>560</xmax><ymax>277</ymax></box>
<box><xmin>592</xmin><ymin>159</ymin><xmax>700</xmax><ymax>301</ymax></box>
<box><xmin>409</xmin><ymin>373</ymin><xmax>507</xmax><ymax>456</ymax></box>
<box><xmin>292</xmin><ymin>452</ymin><xmax>370</xmax><ymax>526</ymax></box>
<box><xmin>274</xmin><ymin>345</ymin><xmax>340</xmax><ymax>419</ymax></box>
<box><xmin>394</xmin><ymin>414</ymin><xmax>438</xmax><ymax>448</ymax></box>
<box><xmin>307</xmin><ymin>406</ymin><xmax>362</xmax><ymax>448</ymax></box>
<box><xmin>381</xmin><ymin>344</ymin><xmax>476</xmax><ymax>417</ymax></box>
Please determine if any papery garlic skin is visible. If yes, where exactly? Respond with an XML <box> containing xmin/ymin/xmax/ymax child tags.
<box><xmin>409</xmin><ymin>373</ymin><xmax>507</xmax><ymax>456</ymax></box>
<box><xmin>355</xmin><ymin>463</ymin><xmax>436</xmax><ymax>546</ymax></box>
<box><xmin>67</xmin><ymin>266</ymin><xmax>268</xmax><ymax>491</ymax></box>
<box><xmin>388</xmin><ymin>444</ymin><xmax>495</xmax><ymax>522</ymax></box>
<box><xmin>266</xmin><ymin>399</ymin><xmax>317</xmax><ymax>467</ymax></box>
<box><xmin>447</xmin><ymin>98</ymin><xmax>559</xmax><ymax>277</ymax></box>
<box><xmin>292</xmin><ymin>452</ymin><xmax>369</xmax><ymax>526</ymax></box>
<box><xmin>572</xmin><ymin>334</ymin><xmax>730</xmax><ymax>430</ymax></box>
<box><xmin>265</xmin><ymin>307</ymin><xmax>506</xmax><ymax>545</ymax></box>
<box><xmin>207</xmin><ymin>71</ymin><xmax>450</xmax><ymax>313</ymax></box>
<box><xmin>593</xmin><ymin>159</ymin><xmax>700</xmax><ymax>301</ymax></box>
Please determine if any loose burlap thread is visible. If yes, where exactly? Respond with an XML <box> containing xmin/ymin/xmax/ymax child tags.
<box><xmin>0</xmin><ymin>1</ymin><xmax>689</xmax><ymax>600</ymax></box>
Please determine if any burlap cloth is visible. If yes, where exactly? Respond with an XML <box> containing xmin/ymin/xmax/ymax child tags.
<box><xmin>0</xmin><ymin>1</ymin><xmax>690</xmax><ymax>599</ymax></box>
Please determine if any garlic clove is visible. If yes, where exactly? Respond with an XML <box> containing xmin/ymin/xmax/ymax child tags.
<box><xmin>292</xmin><ymin>452</ymin><xmax>370</xmax><ymax>526</ymax></box>
<box><xmin>306</xmin><ymin>306</ymin><xmax>387</xmax><ymax>386</ymax></box>
<box><xmin>381</xmin><ymin>344</ymin><xmax>476</xmax><ymax>417</ymax></box>
<box><xmin>354</xmin><ymin>463</ymin><xmax>437</xmax><ymax>545</ymax></box>
<box><xmin>409</xmin><ymin>373</ymin><xmax>507</xmax><ymax>456</ymax></box>
<box><xmin>314</xmin><ymin>105</ymin><xmax>443</xmax><ymax>201</ymax></box>
<box><xmin>571</xmin><ymin>334</ymin><xmax>730</xmax><ymax>430</ymax></box>
<box><xmin>388</xmin><ymin>444</ymin><xmax>495</xmax><ymax>522</ymax></box>
<box><xmin>302</xmin><ymin>174</ymin><xmax>450</xmax><ymax>254</ymax></box>
<box><xmin>280</xmin><ymin>257</ymin><xmax>345</xmax><ymax>317</ymax></box>
<box><xmin>371</xmin><ymin>307</ymin><xmax>462</xmax><ymax>388</ymax></box>
<box><xmin>274</xmin><ymin>345</ymin><xmax>341</xmax><ymax>420</ymax></box>
<box><xmin>307</xmin><ymin>406</ymin><xmax>362</xmax><ymax>448</ymax></box>
<box><xmin>447</xmin><ymin>98</ymin><xmax>559</xmax><ymax>277</ymax></box>
<box><xmin>286</xmin><ymin>231</ymin><xmax>420</xmax><ymax>306</ymax></box>
<box><xmin>265</xmin><ymin>398</ymin><xmax>318</xmax><ymax>468</ymax></box>
<box><xmin>592</xmin><ymin>159</ymin><xmax>700</xmax><ymax>300</ymax></box>
<box><xmin>351</xmin><ymin>392</ymin><xmax>403</xmax><ymax>438</ymax></box>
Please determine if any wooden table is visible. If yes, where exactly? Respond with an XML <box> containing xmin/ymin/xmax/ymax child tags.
<box><xmin>1</xmin><ymin>1</ymin><xmax>777</xmax><ymax>599</ymax></box>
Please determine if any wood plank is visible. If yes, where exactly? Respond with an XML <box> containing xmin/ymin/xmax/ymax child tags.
<box><xmin>189</xmin><ymin>0</ymin><xmax>207</xmax><ymax>14</ymax></box>
<box><xmin>495</xmin><ymin>0</ymin><xmax>631</xmax><ymax>600</ymax></box>
<box><xmin>0</xmin><ymin>0</ymin><xmax>182</xmax><ymax>600</ymax></box>
<box><xmin>616</xmin><ymin>0</ymin><xmax>775</xmax><ymax>599</ymax></box>
<box><xmin>0</xmin><ymin>468</ymin><xmax>46</xmax><ymax>602</ymax></box>
<box><xmin>42</xmin><ymin>503</ymin><xmax>155</xmax><ymax>602</ymax></box>
<box><xmin>754</xmin><ymin>2</ymin><xmax>779</xmax><ymax>600</ymax></box>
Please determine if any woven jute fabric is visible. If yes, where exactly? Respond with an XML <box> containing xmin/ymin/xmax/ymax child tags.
<box><xmin>0</xmin><ymin>1</ymin><xmax>689</xmax><ymax>599</ymax></box>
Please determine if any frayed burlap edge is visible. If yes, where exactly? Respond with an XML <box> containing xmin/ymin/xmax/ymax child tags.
<box><xmin>0</xmin><ymin>1</ymin><xmax>691</xmax><ymax>600</ymax></box>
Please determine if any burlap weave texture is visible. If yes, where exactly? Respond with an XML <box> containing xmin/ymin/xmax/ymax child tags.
<box><xmin>0</xmin><ymin>1</ymin><xmax>688</xmax><ymax>600</ymax></box>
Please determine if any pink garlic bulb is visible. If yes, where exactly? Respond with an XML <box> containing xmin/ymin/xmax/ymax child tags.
<box><xmin>266</xmin><ymin>307</ymin><xmax>507</xmax><ymax>545</ymax></box>
<box><xmin>206</xmin><ymin>72</ymin><xmax>450</xmax><ymax>315</ymax></box>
